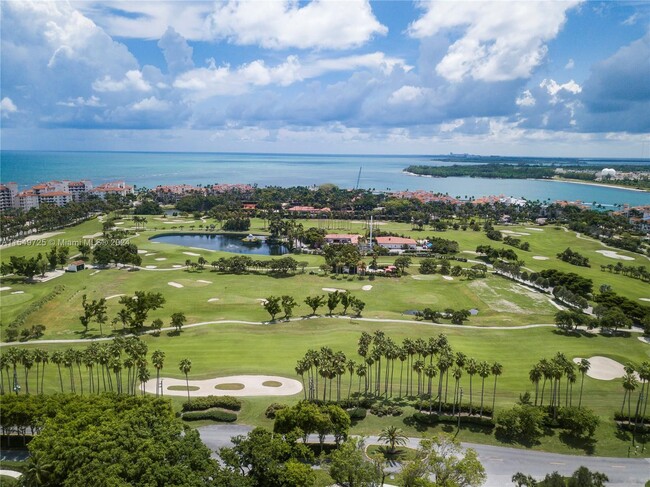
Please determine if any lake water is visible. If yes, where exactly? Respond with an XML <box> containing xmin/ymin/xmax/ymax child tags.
<box><xmin>150</xmin><ymin>233</ymin><xmax>288</xmax><ymax>256</ymax></box>
<box><xmin>1</xmin><ymin>150</ymin><xmax>648</xmax><ymax>207</ymax></box>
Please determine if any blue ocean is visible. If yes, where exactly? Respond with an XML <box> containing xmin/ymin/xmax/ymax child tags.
<box><xmin>1</xmin><ymin>151</ymin><xmax>648</xmax><ymax>207</ymax></box>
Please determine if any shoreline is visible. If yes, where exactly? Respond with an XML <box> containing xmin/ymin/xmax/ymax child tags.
<box><xmin>403</xmin><ymin>170</ymin><xmax>648</xmax><ymax>193</ymax></box>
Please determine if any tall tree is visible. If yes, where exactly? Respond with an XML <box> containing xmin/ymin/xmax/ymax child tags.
<box><xmin>491</xmin><ymin>362</ymin><xmax>503</xmax><ymax>414</ymax></box>
<box><xmin>151</xmin><ymin>350</ymin><xmax>165</xmax><ymax>397</ymax></box>
<box><xmin>179</xmin><ymin>358</ymin><xmax>192</xmax><ymax>403</ymax></box>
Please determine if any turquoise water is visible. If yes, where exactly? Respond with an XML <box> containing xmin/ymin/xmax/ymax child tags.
<box><xmin>150</xmin><ymin>233</ymin><xmax>287</xmax><ymax>255</ymax></box>
<box><xmin>1</xmin><ymin>151</ymin><xmax>648</xmax><ymax>207</ymax></box>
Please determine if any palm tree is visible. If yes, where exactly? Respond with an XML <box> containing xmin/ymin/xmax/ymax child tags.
<box><xmin>529</xmin><ymin>364</ymin><xmax>543</xmax><ymax>406</ymax></box>
<box><xmin>19</xmin><ymin>350</ymin><xmax>34</xmax><ymax>395</ymax></box>
<box><xmin>397</xmin><ymin>347</ymin><xmax>407</xmax><ymax>397</ymax></box>
<box><xmin>32</xmin><ymin>349</ymin><xmax>48</xmax><ymax>395</ymax></box>
<box><xmin>295</xmin><ymin>358</ymin><xmax>309</xmax><ymax>400</ymax></box>
<box><xmin>491</xmin><ymin>362</ymin><xmax>503</xmax><ymax>414</ymax></box>
<box><xmin>465</xmin><ymin>358</ymin><xmax>478</xmax><ymax>414</ymax></box>
<box><xmin>478</xmin><ymin>361</ymin><xmax>490</xmax><ymax>417</ymax></box>
<box><xmin>138</xmin><ymin>366</ymin><xmax>150</xmax><ymax>396</ymax></box>
<box><xmin>179</xmin><ymin>358</ymin><xmax>192</xmax><ymax>403</ymax></box>
<box><xmin>50</xmin><ymin>351</ymin><xmax>64</xmax><ymax>393</ymax></box>
<box><xmin>22</xmin><ymin>452</ymin><xmax>53</xmax><ymax>486</ymax></box>
<box><xmin>578</xmin><ymin>358</ymin><xmax>592</xmax><ymax>408</ymax></box>
<box><xmin>63</xmin><ymin>349</ymin><xmax>76</xmax><ymax>393</ymax></box>
<box><xmin>151</xmin><ymin>350</ymin><xmax>165</xmax><ymax>397</ymax></box>
<box><xmin>622</xmin><ymin>372</ymin><xmax>639</xmax><ymax>422</ymax></box>
<box><xmin>378</xmin><ymin>426</ymin><xmax>408</xmax><ymax>454</ymax></box>
<box><xmin>346</xmin><ymin>359</ymin><xmax>356</xmax><ymax>400</ymax></box>
<box><xmin>452</xmin><ymin>367</ymin><xmax>463</xmax><ymax>415</ymax></box>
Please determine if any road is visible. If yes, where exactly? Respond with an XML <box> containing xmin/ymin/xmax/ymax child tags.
<box><xmin>197</xmin><ymin>425</ymin><xmax>650</xmax><ymax>487</ymax></box>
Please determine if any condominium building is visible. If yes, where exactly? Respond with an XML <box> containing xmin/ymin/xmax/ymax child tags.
<box><xmin>0</xmin><ymin>182</ymin><xmax>18</xmax><ymax>211</ymax></box>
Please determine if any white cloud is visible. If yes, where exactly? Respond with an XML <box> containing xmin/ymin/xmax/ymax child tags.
<box><xmin>516</xmin><ymin>90</ymin><xmax>536</xmax><ymax>107</ymax></box>
<box><xmin>565</xmin><ymin>58</ymin><xmax>575</xmax><ymax>70</ymax></box>
<box><xmin>540</xmin><ymin>79</ymin><xmax>582</xmax><ymax>96</ymax></box>
<box><xmin>57</xmin><ymin>96</ymin><xmax>104</xmax><ymax>108</ymax></box>
<box><xmin>623</xmin><ymin>13</ymin><xmax>639</xmax><ymax>26</ymax></box>
<box><xmin>409</xmin><ymin>1</ymin><xmax>581</xmax><ymax>82</ymax></box>
<box><xmin>206</xmin><ymin>0</ymin><xmax>387</xmax><ymax>49</ymax></box>
<box><xmin>131</xmin><ymin>97</ymin><xmax>170</xmax><ymax>112</ymax></box>
<box><xmin>388</xmin><ymin>86</ymin><xmax>427</xmax><ymax>105</ymax></box>
<box><xmin>158</xmin><ymin>27</ymin><xmax>194</xmax><ymax>75</ymax></box>
<box><xmin>93</xmin><ymin>70</ymin><xmax>152</xmax><ymax>92</ymax></box>
<box><xmin>1</xmin><ymin>97</ymin><xmax>18</xmax><ymax>117</ymax></box>
<box><xmin>174</xmin><ymin>52</ymin><xmax>408</xmax><ymax>99</ymax></box>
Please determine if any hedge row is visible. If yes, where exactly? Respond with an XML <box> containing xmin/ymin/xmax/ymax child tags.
<box><xmin>412</xmin><ymin>412</ymin><xmax>495</xmax><ymax>428</ymax></box>
<box><xmin>182</xmin><ymin>410</ymin><xmax>237</xmax><ymax>422</ymax></box>
<box><xmin>413</xmin><ymin>401</ymin><xmax>493</xmax><ymax>418</ymax></box>
<box><xmin>182</xmin><ymin>395</ymin><xmax>241</xmax><ymax>412</ymax></box>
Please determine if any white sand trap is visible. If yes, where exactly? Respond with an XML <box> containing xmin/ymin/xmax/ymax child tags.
<box><xmin>362</xmin><ymin>285</ymin><xmax>373</xmax><ymax>291</ymax></box>
<box><xmin>142</xmin><ymin>375</ymin><xmax>302</xmax><ymax>397</ymax></box>
<box><xmin>197</xmin><ymin>280</ymin><xmax>212</xmax><ymax>284</ymax></box>
<box><xmin>532</xmin><ymin>256</ymin><xmax>550</xmax><ymax>260</ymax></box>
<box><xmin>208</xmin><ymin>298</ymin><xmax>220</xmax><ymax>303</ymax></box>
<box><xmin>145</xmin><ymin>265</ymin><xmax>158</xmax><ymax>269</ymax></box>
<box><xmin>525</xmin><ymin>228</ymin><xmax>544</xmax><ymax>232</ymax></box>
<box><xmin>145</xmin><ymin>253</ymin><xmax>156</xmax><ymax>256</ymax></box>
<box><xmin>11</xmin><ymin>291</ymin><xmax>24</xmax><ymax>294</ymax></box>
<box><xmin>256</xmin><ymin>298</ymin><xmax>268</xmax><ymax>305</ymax></box>
<box><xmin>89</xmin><ymin>270</ymin><xmax>100</xmax><ymax>276</ymax></box>
<box><xmin>442</xmin><ymin>276</ymin><xmax>453</xmax><ymax>281</ymax></box>
<box><xmin>502</xmin><ymin>230</ymin><xmax>530</xmax><ymax>236</ymax></box>
<box><xmin>172</xmin><ymin>265</ymin><xmax>183</xmax><ymax>268</ymax></box>
<box><xmin>639</xmin><ymin>298</ymin><xmax>650</xmax><ymax>302</ymax></box>
<box><xmin>595</xmin><ymin>250</ymin><xmax>635</xmax><ymax>261</ymax></box>
<box><xmin>0</xmin><ymin>287</ymin><xmax>11</xmax><ymax>291</ymax></box>
<box><xmin>462</xmin><ymin>250</ymin><xmax>480</xmax><ymax>255</ymax></box>
<box><xmin>115</xmin><ymin>222</ymin><xmax>124</xmax><ymax>225</ymax></box>
<box><xmin>106</xmin><ymin>294</ymin><xmax>125</xmax><ymax>300</ymax></box>
<box><xmin>155</xmin><ymin>258</ymin><xmax>167</xmax><ymax>261</ymax></box>
<box><xmin>183</xmin><ymin>252</ymin><xmax>201</xmax><ymax>257</ymax></box>
<box><xmin>573</xmin><ymin>356</ymin><xmax>639</xmax><ymax>381</ymax></box>
<box><xmin>322</xmin><ymin>287</ymin><xmax>346</xmax><ymax>292</ymax></box>
<box><xmin>168</xmin><ymin>282</ymin><xmax>184</xmax><ymax>288</ymax></box>
<box><xmin>82</xmin><ymin>232</ymin><xmax>103</xmax><ymax>238</ymax></box>
<box><xmin>137</xmin><ymin>250</ymin><xmax>148</xmax><ymax>254</ymax></box>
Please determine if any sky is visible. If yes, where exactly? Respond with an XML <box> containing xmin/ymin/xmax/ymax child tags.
<box><xmin>1</xmin><ymin>0</ymin><xmax>650</xmax><ymax>157</ymax></box>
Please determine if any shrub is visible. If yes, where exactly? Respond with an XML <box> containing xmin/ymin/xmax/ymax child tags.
<box><xmin>265</xmin><ymin>403</ymin><xmax>288</xmax><ymax>419</ymax></box>
<box><xmin>495</xmin><ymin>405</ymin><xmax>546</xmax><ymax>442</ymax></box>
<box><xmin>347</xmin><ymin>407</ymin><xmax>367</xmax><ymax>420</ymax></box>
<box><xmin>557</xmin><ymin>406</ymin><xmax>599</xmax><ymax>439</ymax></box>
<box><xmin>181</xmin><ymin>395</ymin><xmax>241</xmax><ymax>412</ymax></box>
<box><xmin>369</xmin><ymin>403</ymin><xmax>403</xmax><ymax>417</ymax></box>
<box><xmin>182</xmin><ymin>409</ymin><xmax>237</xmax><ymax>422</ymax></box>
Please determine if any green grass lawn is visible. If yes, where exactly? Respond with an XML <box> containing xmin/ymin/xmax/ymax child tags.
<box><xmin>1</xmin><ymin>216</ymin><xmax>649</xmax><ymax>457</ymax></box>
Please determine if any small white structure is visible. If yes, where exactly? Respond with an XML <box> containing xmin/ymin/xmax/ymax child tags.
<box><xmin>600</xmin><ymin>168</ymin><xmax>616</xmax><ymax>178</ymax></box>
<box><xmin>67</xmin><ymin>260</ymin><xmax>85</xmax><ymax>272</ymax></box>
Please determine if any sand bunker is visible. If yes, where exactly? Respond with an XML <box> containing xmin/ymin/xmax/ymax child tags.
<box><xmin>362</xmin><ymin>285</ymin><xmax>373</xmax><ymax>291</ymax></box>
<box><xmin>115</xmin><ymin>222</ymin><xmax>124</xmax><ymax>225</ymax></box>
<box><xmin>0</xmin><ymin>287</ymin><xmax>11</xmax><ymax>292</ymax></box>
<box><xmin>142</xmin><ymin>375</ymin><xmax>302</xmax><ymax>397</ymax></box>
<box><xmin>172</xmin><ymin>265</ymin><xmax>183</xmax><ymax>268</ymax></box>
<box><xmin>573</xmin><ymin>356</ymin><xmax>639</xmax><ymax>381</ymax></box>
<box><xmin>155</xmin><ymin>258</ymin><xmax>167</xmax><ymax>261</ymax></box>
<box><xmin>145</xmin><ymin>265</ymin><xmax>157</xmax><ymax>269</ymax></box>
<box><xmin>145</xmin><ymin>253</ymin><xmax>156</xmax><ymax>256</ymax></box>
<box><xmin>11</xmin><ymin>291</ymin><xmax>24</xmax><ymax>294</ymax></box>
<box><xmin>183</xmin><ymin>252</ymin><xmax>201</xmax><ymax>257</ymax></box>
<box><xmin>208</xmin><ymin>298</ymin><xmax>220</xmax><ymax>303</ymax></box>
<box><xmin>595</xmin><ymin>250</ymin><xmax>634</xmax><ymax>261</ymax></box>
<box><xmin>502</xmin><ymin>230</ymin><xmax>530</xmax><ymax>236</ymax></box>
<box><xmin>82</xmin><ymin>232</ymin><xmax>103</xmax><ymax>239</ymax></box>
<box><xmin>168</xmin><ymin>282</ymin><xmax>184</xmax><ymax>288</ymax></box>
<box><xmin>197</xmin><ymin>280</ymin><xmax>212</xmax><ymax>284</ymax></box>
<box><xmin>137</xmin><ymin>250</ymin><xmax>148</xmax><ymax>254</ymax></box>
<box><xmin>532</xmin><ymin>256</ymin><xmax>550</xmax><ymax>260</ymax></box>
<box><xmin>442</xmin><ymin>276</ymin><xmax>453</xmax><ymax>281</ymax></box>
<box><xmin>639</xmin><ymin>298</ymin><xmax>650</xmax><ymax>302</ymax></box>
<box><xmin>462</xmin><ymin>250</ymin><xmax>479</xmax><ymax>255</ymax></box>
<box><xmin>322</xmin><ymin>287</ymin><xmax>346</xmax><ymax>292</ymax></box>
<box><xmin>525</xmin><ymin>228</ymin><xmax>544</xmax><ymax>232</ymax></box>
<box><xmin>256</xmin><ymin>298</ymin><xmax>268</xmax><ymax>305</ymax></box>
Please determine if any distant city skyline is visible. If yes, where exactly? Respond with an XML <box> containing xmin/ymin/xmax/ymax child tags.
<box><xmin>1</xmin><ymin>1</ymin><xmax>649</xmax><ymax>157</ymax></box>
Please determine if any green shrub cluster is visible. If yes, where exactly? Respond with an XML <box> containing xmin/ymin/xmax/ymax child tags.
<box><xmin>265</xmin><ymin>403</ymin><xmax>288</xmax><ymax>419</ymax></box>
<box><xmin>182</xmin><ymin>410</ymin><xmax>237</xmax><ymax>422</ymax></box>
<box><xmin>412</xmin><ymin>412</ymin><xmax>495</xmax><ymax>428</ymax></box>
<box><xmin>181</xmin><ymin>395</ymin><xmax>241</xmax><ymax>412</ymax></box>
<box><xmin>414</xmin><ymin>401</ymin><xmax>492</xmax><ymax>418</ymax></box>
<box><xmin>369</xmin><ymin>403</ymin><xmax>403</xmax><ymax>417</ymax></box>
<box><xmin>347</xmin><ymin>407</ymin><xmax>367</xmax><ymax>420</ymax></box>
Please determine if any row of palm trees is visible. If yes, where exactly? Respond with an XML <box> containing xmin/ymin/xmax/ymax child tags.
<box><xmin>0</xmin><ymin>338</ymin><xmax>167</xmax><ymax>397</ymax></box>
<box><xmin>619</xmin><ymin>362</ymin><xmax>650</xmax><ymax>426</ymax></box>
<box><xmin>528</xmin><ymin>353</ymin><xmax>590</xmax><ymax>418</ymax></box>
<box><xmin>295</xmin><ymin>330</ymin><xmax>503</xmax><ymax>417</ymax></box>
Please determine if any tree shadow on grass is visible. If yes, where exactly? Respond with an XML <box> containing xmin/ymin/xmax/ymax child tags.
<box><xmin>551</xmin><ymin>329</ymin><xmax>596</xmax><ymax>339</ymax></box>
<box><xmin>558</xmin><ymin>432</ymin><xmax>596</xmax><ymax>455</ymax></box>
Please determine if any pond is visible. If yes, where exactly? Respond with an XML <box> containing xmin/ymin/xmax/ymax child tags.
<box><xmin>149</xmin><ymin>233</ymin><xmax>288</xmax><ymax>256</ymax></box>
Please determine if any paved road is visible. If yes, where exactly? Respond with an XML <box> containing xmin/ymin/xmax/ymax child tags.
<box><xmin>197</xmin><ymin>425</ymin><xmax>650</xmax><ymax>487</ymax></box>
